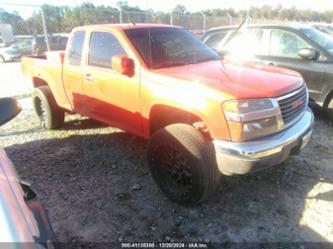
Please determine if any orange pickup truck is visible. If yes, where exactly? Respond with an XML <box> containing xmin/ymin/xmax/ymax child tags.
<box><xmin>22</xmin><ymin>24</ymin><xmax>314</xmax><ymax>206</ymax></box>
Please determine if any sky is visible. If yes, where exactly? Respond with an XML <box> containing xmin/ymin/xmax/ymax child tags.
<box><xmin>1</xmin><ymin>0</ymin><xmax>333</xmax><ymax>18</ymax></box>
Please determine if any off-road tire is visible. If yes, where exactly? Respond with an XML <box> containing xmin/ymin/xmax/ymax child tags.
<box><xmin>32</xmin><ymin>86</ymin><xmax>64</xmax><ymax>129</ymax></box>
<box><xmin>147</xmin><ymin>124</ymin><xmax>221</xmax><ymax>206</ymax></box>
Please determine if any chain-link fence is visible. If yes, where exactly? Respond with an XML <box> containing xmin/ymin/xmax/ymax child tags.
<box><xmin>0</xmin><ymin>5</ymin><xmax>42</xmax><ymax>35</ymax></box>
<box><xmin>0</xmin><ymin>5</ymin><xmax>235</xmax><ymax>35</ymax></box>
<box><xmin>1</xmin><ymin>2</ymin><xmax>332</xmax><ymax>58</ymax></box>
<box><xmin>0</xmin><ymin>3</ymin><xmax>234</xmax><ymax>58</ymax></box>
<box><xmin>0</xmin><ymin>4</ymin><xmax>45</xmax><ymax>59</ymax></box>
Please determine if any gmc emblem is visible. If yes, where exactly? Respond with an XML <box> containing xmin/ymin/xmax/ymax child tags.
<box><xmin>291</xmin><ymin>98</ymin><xmax>304</xmax><ymax>109</ymax></box>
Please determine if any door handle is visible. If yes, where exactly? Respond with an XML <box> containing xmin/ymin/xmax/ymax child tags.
<box><xmin>84</xmin><ymin>74</ymin><xmax>94</xmax><ymax>81</ymax></box>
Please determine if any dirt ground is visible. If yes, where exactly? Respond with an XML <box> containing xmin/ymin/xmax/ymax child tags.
<box><xmin>0</xmin><ymin>97</ymin><xmax>333</xmax><ymax>247</ymax></box>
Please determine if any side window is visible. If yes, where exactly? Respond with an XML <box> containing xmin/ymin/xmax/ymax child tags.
<box><xmin>270</xmin><ymin>30</ymin><xmax>310</xmax><ymax>58</ymax></box>
<box><xmin>205</xmin><ymin>32</ymin><xmax>227</xmax><ymax>50</ymax></box>
<box><xmin>68</xmin><ymin>31</ymin><xmax>85</xmax><ymax>66</ymax></box>
<box><xmin>223</xmin><ymin>29</ymin><xmax>267</xmax><ymax>56</ymax></box>
<box><xmin>89</xmin><ymin>32</ymin><xmax>126</xmax><ymax>68</ymax></box>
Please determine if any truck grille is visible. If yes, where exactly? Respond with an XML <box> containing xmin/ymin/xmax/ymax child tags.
<box><xmin>278</xmin><ymin>85</ymin><xmax>307</xmax><ymax>125</ymax></box>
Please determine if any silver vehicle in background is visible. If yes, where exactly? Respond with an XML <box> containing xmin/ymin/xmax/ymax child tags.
<box><xmin>0</xmin><ymin>47</ymin><xmax>21</xmax><ymax>63</ymax></box>
<box><xmin>0</xmin><ymin>98</ymin><xmax>55</xmax><ymax>248</ymax></box>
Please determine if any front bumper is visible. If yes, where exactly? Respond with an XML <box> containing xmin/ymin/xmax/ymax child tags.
<box><xmin>213</xmin><ymin>108</ymin><xmax>314</xmax><ymax>175</ymax></box>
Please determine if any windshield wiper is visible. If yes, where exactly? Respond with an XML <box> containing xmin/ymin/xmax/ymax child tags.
<box><xmin>152</xmin><ymin>57</ymin><xmax>219</xmax><ymax>69</ymax></box>
<box><xmin>193</xmin><ymin>56</ymin><xmax>218</xmax><ymax>64</ymax></box>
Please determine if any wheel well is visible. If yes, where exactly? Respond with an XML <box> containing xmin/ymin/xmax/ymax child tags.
<box><xmin>323</xmin><ymin>90</ymin><xmax>333</xmax><ymax>109</ymax></box>
<box><xmin>32</xmin><ymin>77</ymin><xmax>48</xmax><ymax>88</ymax></box>
<box><xmin>149</xmin><ymin>105</ymin><xmax>210</xmax><ymax>138</ymax></box>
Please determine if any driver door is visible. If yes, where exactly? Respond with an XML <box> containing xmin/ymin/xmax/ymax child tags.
<box><xmin>82</xmin><ymin>31</ymin><xmax>141</xmax><ymax>135</ymax></box>
<box><xmin>259</xmin><ymin>29</ymin><xmax>325</xmax><ymax>96</ymax></box>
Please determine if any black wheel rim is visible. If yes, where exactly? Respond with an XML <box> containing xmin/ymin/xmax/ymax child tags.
<box><xmin>151</xmin><ymin>144</ymin><xmax>195</xmax><ymax>201</ymax></box>
<box><xmin>34</xmin><ymin>97</ymin><xmax>47</xmax><ymax>128</ymax></box>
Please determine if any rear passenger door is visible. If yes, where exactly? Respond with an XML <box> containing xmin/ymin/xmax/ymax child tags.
<box><xmin>82</xmin><ymin>31</ymin><xmax>141</xmax><ymax>135</ymax></box>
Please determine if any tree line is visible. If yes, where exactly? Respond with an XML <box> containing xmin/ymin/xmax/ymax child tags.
<box><xmin>0</xmin><ymin>1</ymin><xmax>333</xmax><ymax>35</ymax></box>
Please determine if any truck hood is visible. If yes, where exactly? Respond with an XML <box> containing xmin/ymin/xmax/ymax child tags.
<box><xmin>154</xmin><ymin>60</ymin><xmax>303</xmax><ymax>99</ymax></box>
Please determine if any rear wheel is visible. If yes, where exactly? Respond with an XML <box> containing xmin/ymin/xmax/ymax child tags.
<box><xmin>32</xmin><ymin>86</ymin><xmax>64</xmax><ymax>129</ymax></box>
<box><xmin>147</xmin><ymin>124</ymin><xmax>221</xmax><ymax>206</ymax></box>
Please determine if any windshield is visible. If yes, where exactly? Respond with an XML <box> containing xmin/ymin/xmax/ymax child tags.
<box><xmin>302</xmin><ymin>28</ymin><xmax>333</xmax><ymax>56</ymax></box>
<box><xmin>124</xmin><ymin>27</ymin><xmax>220</xmax><ymax>69</ymax></box>
<box><xmin>314</xmin><ymin>26</ymin><xmax>333</xmax><ymax>36</ymax></box>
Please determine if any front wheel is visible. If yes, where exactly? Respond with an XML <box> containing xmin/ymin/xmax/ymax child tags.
<box><xmin>147</xmin><ymin>124</ymin><xmax>221</xmax><ymax>206</ymax></box>
<box><xmin>326</xmin><ymin>96</ymin><xmax>333</xmax><ymax>122</ymax></box>
<box><xmin>32</xmin><ymin>86</ymin><xmax>64</xmax><ymax>129</ymax></box>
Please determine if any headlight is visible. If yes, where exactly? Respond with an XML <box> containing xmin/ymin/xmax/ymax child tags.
<box><xmin>223</xmin><ymin>98</ymin><xmax>284</xmax><ymax>141</ymax></box>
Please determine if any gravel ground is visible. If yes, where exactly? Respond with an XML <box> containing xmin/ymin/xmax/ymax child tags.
<box><xmin>0</xmin><ymin>97</ymin><xmax>333</xmax><ymax>246</ymax></box>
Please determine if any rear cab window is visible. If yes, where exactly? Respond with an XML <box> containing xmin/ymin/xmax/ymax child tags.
<box><xmin>67</xmin><ymin>31</ymin><xmax>85</xmax><ymax>66</ymax></box>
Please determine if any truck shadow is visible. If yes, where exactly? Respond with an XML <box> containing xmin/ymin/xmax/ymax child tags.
<box><xmin>0</xmin><ymin>116</ymin><xmax>109</xmax><ymax>137</ymax></box>
<box><xmin>62</xmin><ymin>118</ymin><xmax>109</xmax><ymax>130</ymax></box>
<box><xmin>2</xmin><ymin>107</ymin><xmax>333</xmax><ymax>245</ymax></box>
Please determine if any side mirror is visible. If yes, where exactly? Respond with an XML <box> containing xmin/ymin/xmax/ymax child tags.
<box><xmin>111</xmin><ymin>55</ymin><xmax>135</xmax><ymax>77</ymax></box>
<box><xmin>298</xmin><ymin>48</ymin><xmax>320</xmax><ymax>61</ymax></box>
<box><xmin>0</xmin><ymin>98</ymin><xmax>21</xmax><ymax>126</ymax></box>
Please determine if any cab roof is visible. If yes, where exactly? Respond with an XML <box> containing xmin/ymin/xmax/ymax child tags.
<box><xmin>73</xmin><ymin>23</ymin><xmax>181</xmax><ymax>32</ymax></box>
<box><xmin>206</xmin><ymin>23</ymin><xmax>316</xmax><ymax>34</ymax></box>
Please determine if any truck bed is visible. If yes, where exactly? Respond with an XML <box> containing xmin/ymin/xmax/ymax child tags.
<box><xmin>21</xmin><ymin>51</ymin><xmax>71</xmax><ymax>110</ymax></box>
